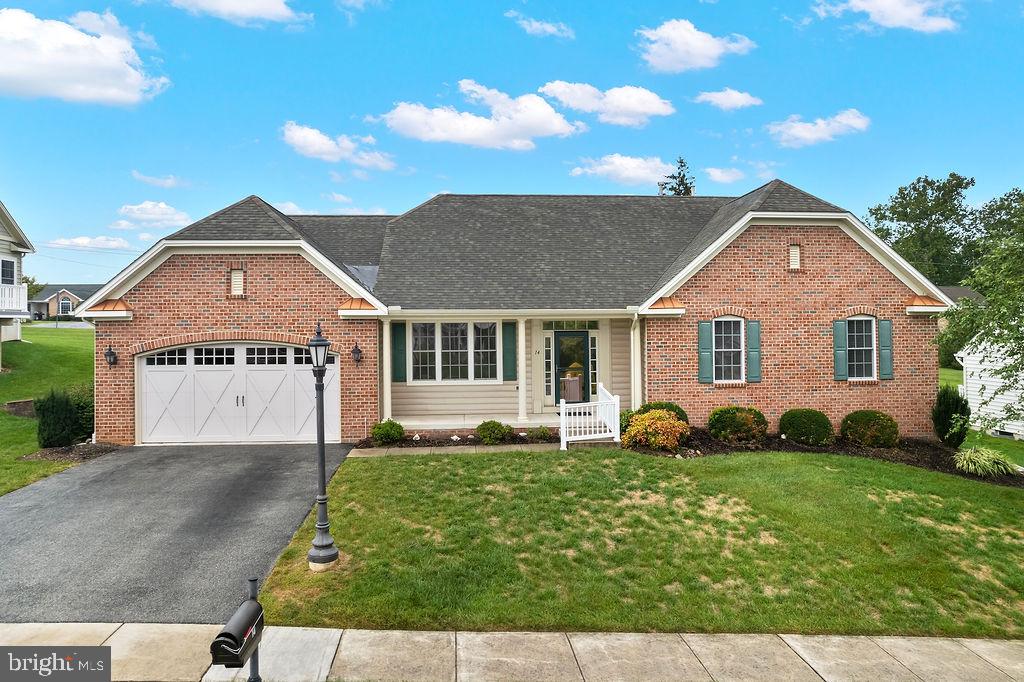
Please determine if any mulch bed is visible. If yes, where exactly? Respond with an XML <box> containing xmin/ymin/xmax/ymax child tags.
<box><xmin>21</xmin><ymin>442</ymin><xmax>121</xmax><ymax>463</ymax></box>
<box><xmin>354</xmin><ymin>433</ymin><xmax>562</xmax><ymax>449</ymax></box>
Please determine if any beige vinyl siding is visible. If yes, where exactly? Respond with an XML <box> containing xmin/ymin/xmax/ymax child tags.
<box><xmin>609</xmin><ymin>318</ymin><xmax>632</xmax><ymax>409</ymax></box>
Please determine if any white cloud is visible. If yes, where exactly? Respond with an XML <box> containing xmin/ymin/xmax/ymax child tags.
<box><xmin>274</xmin><ymin>200</ymin><xmax>385</xmax><ymax>215</ymax></box>
<box><xmin>281</xmin><ymin>121</ymin><xmax>396</xmax><ymax>170</ymax></box>
<box><xmin>131</xmin><ymin>170</ymin><xmax>186</xmax><ymax>188</ymax></box>
<box><xmin>169</xmin><ymin>0</ymin><xmax>310</xmax><ymax>25</ymax></box>
<box><xmin>813</xmin><ymin>0</ymin><xmax>957</xmax><ymax>32</ymax></box>
<box><xmin>325</xmin><ymin>192</ymin><xmax>353</xmax><ymax>203</ymax></box>
<box><xmin>705</xmin><ymin>167</ymin><xmax>746</xmax><ymax>183</ymax></box>
<box><xmin>138</xmin><ymin>232</ymin><xmax>156</xmax><ymax>242</ymax></box>
<box><xmin>570</xmin><ymin>154</ymin><xmax>674</xmax><ymax>186</ymax></box>
<box><xmin>694</xmin><ymin>87</ymin><xmax>763</xmax><ymax>111</ymax></box>
<box><xmin>538</xmin><ymin>81</ymin><xmax>674</xmax><ymax>127</ymax></box>
<box><xmin>767</xmin><ymin>108</ymin><xmax>871</xmax><ymax>148</ymax></box>
<box><xmin>112</xmin><ymin>200</ymin><xmax>192</xmax><ymax>229</ymax></box>
<box><xmin>335</xmin><ymin>206</ymin><xmax>388</xmax><ymax>215</ymax></box>
<box><xmin>636</xmin><ymin>19</ymin><xmax>755</xmax><ymax>73</ymax></box>
<box><xmin>382</xmin><ymin>79</ymin><xmax>585</xmax><ymax>151</ymax></box>
<box><xmin>273</xmin><ymin>201</ymin><xmax>306</xmax><ymax>214</ymax></box>
<box><xmin>504</xmin><ymin>10</ymin><xmax>574</xmax><ymax>38</ymax></box>
<box><xmin>0</xmin><ymin>9</ymin><xmax>168</xmax><ymax>105</ymax></box>
<box><xmin>50</xmin><ymin>235</ymin><xmax>133</xmax><ymax>250</ymax></box>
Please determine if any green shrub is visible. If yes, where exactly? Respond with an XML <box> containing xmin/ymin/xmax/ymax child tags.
<box><xmin>476</xmin><ymin>420</ymin><xmax>513</xmax><ymax>445</ymax></box>
<box><xmin>953</xmin><ymin>447</ymin><xmax>1017</xmax><ymax>479</ymax></box>
<box><xmin>622</xmin><ymin>410</ymin><xmax>691</xmax><ymax>451</ymax></box>
<box><xmin>620</xmin><ymin>409</ymin><xmax>636</xmax><ymax>434</ymax></box>
<box><xmin>66</xmin><ymin>384</ymin><xmax>94</xmax><ymax>442</ymax></box>
<box><xmin>932</xmin><ymin>384</ymin><xmax>970</xmax><ymax>447</ymax></box>
<box><xmin>707</xmin><ymin>406</ymin><xmax>768</xmax><ymax>443</ymax></box>
<box><xmin>34</xmin><ymin>390</ymin><xmax>82</xmax><ymax>448</ymax></box>
<box><xmin>778</xmin><ymin>408</ymin><xmax>835</xmax><ymax>446</ymax></box>
<box><xmin>840</xmin><ymin>410</ymin><xmax>899</xmax><ymax>447</ymax></box>
<box><xmin>527</xmin><ymin>426</ymin><xmax>551</xmax><ymax>441</ymax></box>
<box><xmin>370</xmin><ymin>419</ymin><xmax>405</xmax><ymax>446</ymax></box>
<box><xmin>637</xmin><ymin>401</ymin><xmax>688</xmax><ymax>424</ymax></box>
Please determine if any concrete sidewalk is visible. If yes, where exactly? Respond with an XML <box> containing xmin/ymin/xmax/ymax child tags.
<box><xmin>2</xmin><ymin>623</ymin><xmax>1022</xmax><ymax>681</ymax></box>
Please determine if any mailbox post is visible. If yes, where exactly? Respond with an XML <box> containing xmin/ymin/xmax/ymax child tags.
<box><xmin>210</xmin><ymin>577</ymin><xmax>264</xmax><ymax>682</ymax></box>
<box><xmin>307</xmin><ymin>322</ymin><xmax>340</xmax><ymax>572</ymax></box>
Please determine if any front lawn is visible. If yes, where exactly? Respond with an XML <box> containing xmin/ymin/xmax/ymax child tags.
<box><xmin>0</xmin><ymin>326</ymin><xmax>94</xmax><ymax>495</ymax></box>
<box><xmin>263</xmin><ymin>448</ymin><xmax>1024</xmax><ymax>637</ymax></box>
<box><xmin>939</xmin><ymin>367</ymin><xmax>962</xmax><ymax>388</ymax></box>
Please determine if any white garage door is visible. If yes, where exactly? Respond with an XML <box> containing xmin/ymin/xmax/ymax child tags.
<box><xmin>139</xmin><ymin>344</ymin><xmax>340</xmax><ymax>444</ymax></box>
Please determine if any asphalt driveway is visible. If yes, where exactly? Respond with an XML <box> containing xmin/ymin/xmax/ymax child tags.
<box><xmin>0</xmin><ymin>444</ymin><xmax>348</xmax><ymax>623</ymax></box>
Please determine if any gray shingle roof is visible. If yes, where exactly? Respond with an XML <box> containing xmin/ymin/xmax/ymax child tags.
<box><xmin>157</xmin><ymin>179</ymin><xmax>846</xmax><ymax>309</ymax></box>
<box><xmin>31</xmin><ymin>284</ymin><xmax>104</xmax><ymax>302</ymax></box>
<box><xmin>939</xmin><ymin>285</ymin><xmax>983</xmax><ymax>302</ymax></box>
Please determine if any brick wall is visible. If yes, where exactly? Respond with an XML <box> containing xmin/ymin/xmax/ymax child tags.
<box><xmin>94</xmin><ymin>253</ymin><xmax>379</xmax><ymax>444</ymax></box>
<box><xmin>644</xmin><ymin>225</ymin><xmax>939</xmax><ymax>438</ymax></box>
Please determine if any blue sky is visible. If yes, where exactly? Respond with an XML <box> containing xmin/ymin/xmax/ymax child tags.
<box><xmin>1</xmin><ymin>0</ymin><xmax>1021</xmax><ymax>282</ymax></box>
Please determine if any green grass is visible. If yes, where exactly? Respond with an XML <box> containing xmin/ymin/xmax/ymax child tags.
<box><xmin>940</xmin><ymin>367</ymin><xmax>963</xmax><ymax>388</ymax></box>
<box><xmin>0</xmin><ymin>326</ymin><xmax>94</xmax><ymax>495</ymax></box>
<box><xmin>966</xmin><ymin>431</ymin><xmax>1024</xmax><ymax>468</ymax></box>
<box><xmin>263</xmin><ymin>448</ymin><xmax>1024</xmax><ymax>637</ymax></box>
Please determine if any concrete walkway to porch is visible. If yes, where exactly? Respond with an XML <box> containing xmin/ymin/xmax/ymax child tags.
<box><xmin>2</xmin><ymin>622</ymin><xmax>1021</xmax><ymax>681</ymax></box>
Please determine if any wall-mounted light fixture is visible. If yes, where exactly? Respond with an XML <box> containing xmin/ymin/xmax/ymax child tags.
<box><xmin>104</xmin><ymin>345</ymin><xmax>118</xmax><ymax>367</ymax></box>
<box><xmin>351</xmin><ymin>343</ymin><xmax>363</xmax><ymax>364</ymax></box>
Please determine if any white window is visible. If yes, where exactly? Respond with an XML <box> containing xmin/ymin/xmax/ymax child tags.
<box><xmin>230</xmin><ymin>269</ymin><xmax>244</xmax><ymax>296</ymax></box>
<box><xmin>0</xmin><ymin>259</ymin><xmax>13</xmax><ymax>285</ymax></box>
<box><xmin>789</xmin><ymin>244</ymin><xmax>801</xmax><ymax>269</ymax></box>
<box><xmin>59</xmin><ymin>296</ymin><xmax>73</xmax><ymax>315</ymax></box>
<box><xmin>713</xmin><ymin>317</ymin><xmax>745</xmax><ymax>382</ymax></box>
<box><xmin>847</xmin><ymin>316</ymin><xmax>876</xmax><ymax>380</ymax></box>
<box><xmin>408</xmin><ymin>321</ymin><xmax>502</xmax><ymax>383</ymax></box>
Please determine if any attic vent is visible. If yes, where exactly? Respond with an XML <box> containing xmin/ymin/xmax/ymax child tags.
<box><xmin>788</xmin><ymin>244</ymin><xmax>801</xmax><ymax>270</ymax></box>
<box><xmin>230</xmin><ymin>269</ymin><xmax>244</xmax><ymax>296</ymax></box>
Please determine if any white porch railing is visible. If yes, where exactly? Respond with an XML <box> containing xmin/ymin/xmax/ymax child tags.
<box><xmin>559</xmin><ymin>382</ymin><xmax>621</xmax><ymax>450</ymax></box>
<box><xmin>0</xmin><ymin>283</ymin><xmax>27</xmax><ymax>313</ymax></box>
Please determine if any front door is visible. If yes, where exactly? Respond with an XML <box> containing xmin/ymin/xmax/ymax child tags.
<box><xmin>554</xmin><ymin>331</ymin><xmax>589</xmax><ymax>404</ymax></box>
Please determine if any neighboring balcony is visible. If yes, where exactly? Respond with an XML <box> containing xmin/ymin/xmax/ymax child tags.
<box><xmin>0</xmin><ymin>283</ymin><xmax>29</xmax><ymax>317</ymax></box>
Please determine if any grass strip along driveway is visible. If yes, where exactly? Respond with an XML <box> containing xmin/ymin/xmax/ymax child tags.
<box><xmin>0</xmin><ymin>326</ymin><xmax>94</xmax><ymax>495</ymax></box>
<box><xmin>263</xmin><ymin>448</ymin><xmax>1024</xmax><ymax>638</ymax></box>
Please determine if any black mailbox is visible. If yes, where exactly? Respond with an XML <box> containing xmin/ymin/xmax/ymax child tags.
<box><xmin>210</xmin><ymin>598</ymin><xmax>265</xmax><ymax>668</ymax></box>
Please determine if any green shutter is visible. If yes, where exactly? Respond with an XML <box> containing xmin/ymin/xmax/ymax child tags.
<box><xmin>391</xmin><ymin>322</ymin><xmax>406</xmax><ymax>382</ymax></box>
<box><xmin>502</xmin><ymin>321</ymin><xmax>517</xmax><ymax>381</ymax></box>
<box><xmin>833</xmin><ymin>320</ymin><xmax>848</xmax><ymax>381</ymax></box>
<box><xmin>746</xmin><ymin>320</ymin><xmax>762</xmax><ymax>383</ymax></box>
<box><xmin>878</xmin><ymin>319</ymin><xmax>893</xmax><ymax>380</ymax></box>
<box><xmin>698</xmin><ymin>321</ymin><xmax>713</xmax><ymax>384</ymax></box>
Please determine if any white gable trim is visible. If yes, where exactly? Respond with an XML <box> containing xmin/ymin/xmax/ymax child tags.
<box><xmin>76</xmin><ymin>239</ymin><xmax>387</xmax><ymax>317</ymax></box>
<box><xmin>0</xmin><ymin>200</ymin><xmax>35</xmax><ymax>252</ymax></box>
<box><xmin>639</xmin><ymin>211</ymin><xmax>953</xmax><ymax>312</ymax></box>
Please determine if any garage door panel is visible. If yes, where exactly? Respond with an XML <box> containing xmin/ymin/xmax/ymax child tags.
<box><xmin>293</xmin><ymin>369</ymin><xmax>340</xmax><ymax>440</ymax></box>
<box><xmin>245</xmin><ymin>369</ymin><xmax>293</xmax><ymax>441</ymax></box>
<box><xmin>142</xmin><ymin>370</ymin><xmax>193</xmax><ymax>443</ymax></box>
<box><xmin>194</xmin><ymin>369</ymin><xmax>242</xmax><ymax>441</ymax></box>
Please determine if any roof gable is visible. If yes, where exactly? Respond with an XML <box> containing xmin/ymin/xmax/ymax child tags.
<box><xmin>167</xmin><ymin>196</ymin><xmax>304</xmax><ymax>241</ymax></box>
<box><xmin>0</xmin><ymin>199</ymin><xmax>35</xmax><ymax>252</ymax></box>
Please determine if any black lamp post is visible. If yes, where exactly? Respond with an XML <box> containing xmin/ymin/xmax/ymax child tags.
<box><xmin>307</xmin><ymin>322</ymin><xmax>339</xmax><ymax>571</ymax></box>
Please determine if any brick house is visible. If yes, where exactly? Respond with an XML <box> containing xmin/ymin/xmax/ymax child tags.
<box><xmin>79</xmin><ymin>180</ymin><xmax>952</xmax><ymax>446</ymax></box>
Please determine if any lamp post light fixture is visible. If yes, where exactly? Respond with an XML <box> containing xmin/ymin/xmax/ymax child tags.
<box><xmin>306</xmin><ymin>322</ymin><xmax>340</xmax><ymax>572</ymax></box>
<box><xmin>104</xmin><ymin>345</ymin><xmax>118</xmax><ymax>367</ymax></box>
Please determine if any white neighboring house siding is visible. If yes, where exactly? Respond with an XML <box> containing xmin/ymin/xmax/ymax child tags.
<box><xmin>957</xmin><ymin>348</ymin><xmax>1024</xmax><ymax>439</ymax></box>
<box><xmin>0</xmin><ymin>239</ymin><xmax>24</xmax><ymax>341</ymax></box>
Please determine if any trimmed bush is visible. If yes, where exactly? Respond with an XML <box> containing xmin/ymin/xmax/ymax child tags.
<box><xmin>66</xmin><ymin>384</ymin><xmax>95</xmax><ymax>442</ymax></box>
<box><xmin>778</xmin><ymin>408</ymin><xmax>835</xmax><ymax>446</ymax></box>
<box><xmin>35</xmin><ymin>390</ymin><xmax>82</xmax><ymax>448</ymax></box>
<box><xmin>932</xmin><ymin>384</ymin><xmax>970</xmax><ymax>447</ymax></box>
<box><xmin>476</xmin><ymin>420</ymin><xmax>513</xmax><ymax>445</ymax></box>
<box><xmin>370</xmin><ymin>419</ymin><xmax>405</xmax><ymax>446</ymax></box>
<box><xmin>622</xmin><ymin>409</ymin><xmax>690</xmax><ymax>451</ymax></box>
<box><xmin>707</xmin><ymin>406</ymin><xmax>768</xmax><ymax>443</ymax></box>
<box><xmin>620</xmin><ymin>409</ymin><xmax>636</xmax><ymax>434</ymax></box>
<box><xmin>636</xmin><ymin>401</ymin><xmax>688</xmax><ymax>424</ymax></box>
<box><xmin>953</xmin><ymin>447</ymin><xmax>1017</xmax><ymax>479</ymax></box>
<box><xmin>527</xmin><ymin>426</ymin><xmax>551</xmax><ymax>441</ymax></box>
<box><xmin>840</xmin><ymin>410</ymin><xmax>899</xmax><ymax>447</ymax></box>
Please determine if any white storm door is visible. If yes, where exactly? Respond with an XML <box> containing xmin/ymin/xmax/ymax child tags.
<box><xmin>242</xmin><ymin>346</ymin><xmax>294</xmax><ymax>441</ymax></box>
<box><xmin>192</xmin><ymin>346</ymin><xmax>244</xmax><ymax>441</ymax></box>
<box><xmin>141</xmin><ymin>349</ymin><xmax>192</xmax><ymax>442</ymax></box>
<box><xmin>292</xmin><ymin>349</ymin><xmax>341</xmax><ymax>441</ymax></box>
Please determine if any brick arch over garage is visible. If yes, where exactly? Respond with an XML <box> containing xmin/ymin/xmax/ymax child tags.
<box><xmin>129</xmin><ymin>331</ymin><xmax>311</xmax><ymax>356</ymax></box>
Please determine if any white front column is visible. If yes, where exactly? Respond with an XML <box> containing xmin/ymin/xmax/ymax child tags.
<box><xmin>381</xmin><ymin>319</ymin><xmax>393</xmax><ymax>420</ymax></box>
<box><xmin>517</xmin><ymin>318</ymin><xmax>528</xmax><ymax>422</ymax></box>
<box><xmin>629</xmin><ymin>317</ymin><xmax>642</xmax><ymax>410</ymax></box>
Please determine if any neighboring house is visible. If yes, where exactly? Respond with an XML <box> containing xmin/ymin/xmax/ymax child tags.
<box><xmin>956</xmin><ymin>345</ymin><xmax>1024</xmax><ymax>440</ymax></box>
<box><xmin>936</xmin><ymin>285</ymin><xmax>983</xmax><ymax>332</ymax></box>
<box><xmin>78</xmin><ymin>180</ymin><xmax>952</xmax><ymax>446</ymax></box>
<box><xmin>29</xmin><ymin>284</ymin><xmax>104</xmax><ymax>320</ymax></box>
<box><xmin>0</xmin><ymin>200</ymin><xmax>35</xmax><ymax>365</ymax></box>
